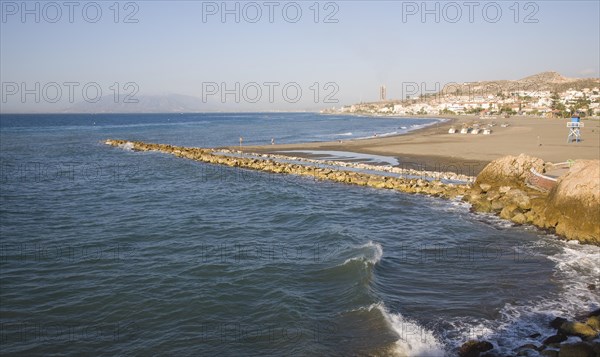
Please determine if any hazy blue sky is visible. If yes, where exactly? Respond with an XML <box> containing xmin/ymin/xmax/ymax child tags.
<box><xmin>1</xmin><ymin>0</ymin><xmax>599</xmax><ymax>112</ymax></box>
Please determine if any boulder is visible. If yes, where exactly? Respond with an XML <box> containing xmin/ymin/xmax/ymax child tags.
<box><xmin>511</xmin><ymin>213</ymin><xmax>527</xmax><ymax>224</ymax></box>
<box><xmin>532</xmin><ymin>213</ymin><xmax>548</xmax><ymax>229</ymax></box>
<box><xmin>475</xmin><ymin>154</ymin><xmax>545</xmax><ymax>189</ymax></box>
<box><xmin>480</xmin><ymin>183</ymin><xmax>492</xmax><ymax>193</ymax></box>
<box><xmin>486</xmin><ymin>191</ymin><xmax>501</xmax><ymax>201</ymax></box>
<box><xmin>586</xmin><ymin>316</ymin><xmax>600</xmax><ymax>331</ymax></box>
<box><xmin>559</xmin><ymin>321</ymin><xmax>599</xmax><ymax>340</ymax></box>
<box><xmin>525</xmin><ymin>210</ymin><xmax>536</xmax><ymax>223</ymax></box>
<box><xmin>541</xmin><ymin>350</ymin><xmax>559</xmax><ymax>357</ymax></box>
<box><xmin>518</xmin><ymin>343</ymin><xmax>541</xmax><ymax>351</ymax></box>
<box><xmin>543</xmin><ymin>333</ymin><xmax>567</xmax><ymax>345</ymax></box>
<box><xmin>459</xmin><ymin>340</ymin><xmax>494</xmax><ymax>357</ymax></box>
<box><xmin>501</xmin><ymin>188</ymin><xmax>532</xmax><ymax>210</ymax></box>
<box><xmin>500</xmin><ymin>205</ymin><xmax>520</xmax><ymax>220</ymax></box>
<box><xmin>544</xmin><ymin>160</ymin><xmax>600</xmax><ymax>244</ymax></box>
<box><xmin>491</xmin><ymin>200</ymin><xmax>505</xmax><ymax>212</ymax></box>
<box><xmin>558</xmin><ymin>343</ymin><xmax>596</xmax><ymax>357</ymax></box>
<box><xmin>517</xmin><ymin>349</ymin><xmax>538</xmax><ymax>356</ymax></box>
<box><xmin>471</xmin><ymin>198</ymin><xmax>493</xmax><ymax>213</ymax></box>
<box><xmin>473</xmin><ymin>155</ymin><xmax>599</xmax><ymax>245</ymax></box>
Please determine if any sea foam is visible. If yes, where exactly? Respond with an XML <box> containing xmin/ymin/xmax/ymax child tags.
<box><xmin>342</xmin><ymin>241</ymin><xmax>384</xmax><ymax>266</ymax></box>
<box><xmin>443</xmin><ymin>238</ymin><xmax>600</xmax><ymax>355</ymax></box>
<box><xmin>117</xmin><ymin>141</ymin><xmax>134</xmax><ymax>151</ymax></box>
<box><xmin>370</xmin><ymin>303</ymin><xmax>446</xmax><ymax>357</ymax></box>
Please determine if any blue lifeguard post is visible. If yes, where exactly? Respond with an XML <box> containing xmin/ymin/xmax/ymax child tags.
<box><xmin>567</xmin><ymin>114</ymin><xmax>583</xmax><ymax>143</ymax></box>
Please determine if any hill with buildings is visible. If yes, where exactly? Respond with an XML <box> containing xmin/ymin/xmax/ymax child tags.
<box><xmin>326</xmin><ymin>71</ymin><xmax>600</xmax><ymax>118</ymax></box>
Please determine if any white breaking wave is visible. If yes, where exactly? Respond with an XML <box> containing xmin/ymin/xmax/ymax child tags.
<box><xmin>549</xmin><ymin>240</ymin><xmax>600</xmax><ymax>284</ymax></box>
<box><xmin>445</xmin><ymin>238</ymin><xmax>600</xmax><ymax>355</ymax></box>
<box><xmin>367</xmin><ymin>303</ymin><xmax>446</xmax><ymax>357</ymax></box>
<box><xmin>117</xmin><ymin>141</ymin><xmax>134</xmax><ymax>151</ymax></box>
<box><xmin>342</xmin><ymin>241</ymin><xmax>384</xmax><ymax>266</ymax></box>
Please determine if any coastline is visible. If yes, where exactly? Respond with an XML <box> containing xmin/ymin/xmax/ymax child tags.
<box><xmin>237</xmin><ymin>114</ymin><xmax>600</xmax><ymax>176</ymax></box>
<box><xmin>104</xmin><ymin>137</ymin><xmax>599</xmax><ymax>355</ymax></box>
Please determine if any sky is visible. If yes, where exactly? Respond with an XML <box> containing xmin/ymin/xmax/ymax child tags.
<box><xmin>1</xmin><ymin>0</ymin><xmax>599</xmax><ymax>112</ymax></box>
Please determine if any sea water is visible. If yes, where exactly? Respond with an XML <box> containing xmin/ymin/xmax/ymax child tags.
<box><xmin>1</xmin><ymin>113</ymin><xmax>598</xmax><ymax>356</ymax></box>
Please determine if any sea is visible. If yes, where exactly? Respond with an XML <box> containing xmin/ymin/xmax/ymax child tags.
<box><xmin>0</xmin><ymin>113</ymin><xmax>598</xmax><ymax>356</ymax></box>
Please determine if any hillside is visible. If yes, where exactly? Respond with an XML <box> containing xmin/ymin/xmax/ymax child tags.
<box><xmin>440</xmin><ymin>71</ymin><xmax>599</xmax><ymax>96</ymax></box>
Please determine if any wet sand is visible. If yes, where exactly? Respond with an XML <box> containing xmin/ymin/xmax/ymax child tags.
<box><xmin>238</xmin><ymin>115</ymin><xmax>600</xmax><ymax>176</ymax></box>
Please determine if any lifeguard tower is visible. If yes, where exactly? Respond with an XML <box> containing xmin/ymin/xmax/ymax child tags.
<box><xmin>567</xmin><ymin>114</ymin><xmax>583</xmax><ymax>143</ymax></box>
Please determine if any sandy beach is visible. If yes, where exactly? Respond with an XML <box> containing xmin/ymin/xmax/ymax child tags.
<box><xmin>240</xmin><ymin>115</ymin><xmax>600</xmax><ymax>175</ymax></box>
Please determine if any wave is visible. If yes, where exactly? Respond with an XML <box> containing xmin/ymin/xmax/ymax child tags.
<box><xmin>352</xmin><ymin>118</ymin><xmax>443</xmax><ymax>140</ymax></box>
<box><xmin>432</xmin><ymin>197</ymin><xmax>515</xmax><ymax>229</ymax></box>
<box><xmin>548</xmin><ymin>240</ymin><xmax>600</xmax><ymax>282</ymax></box>
<box><xmin>314</xmin><ymin>132</ymin><xmax>353</xmax><ymax>138</ymax></box>
<box><xmin>356</xmin><ymin>121</ymin><xmax>440</xmax><ymax>140</ymax></box>
<box><xmin>341</xmin><ymin>241</ymin><xmax>383</xmax><ymax>267</ymax></box>
<box><xmin>376</xmin><ymin>131</ymin><xmax>400</xmax><ymax>138</ymax></box>
<box><xmin>362</xmin><ymin>303</ymin><xmax>446</xmax><ymax>357</ymax></box>
<box><xmin>356</xmin><ymin>131</ymin><xmax>399</xmax><ymax>140</ymax></box>
<box><xmin>440</xmin><ymin>238</ymin><xmax>600</xmax><ymax>355</ymax></box>
<box><xmin>117</xmin><ymin>141</ymin><xmax>134</xmax><ymax>151</ymax></box>
<box><xmin>419</xmin><ymin>198</ymin><xmax>599</xmax><ymax>354</ymax></box>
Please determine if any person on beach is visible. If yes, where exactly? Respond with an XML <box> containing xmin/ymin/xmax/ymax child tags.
<box><xmin>239</xmin><ymin>136</ymin><xmax>243</xmax><ymax>147</ymax></box>
<box><xmin>271</xmin><ymin>138</ymin><xmax>275</xmax><ymax>145</ymax></box>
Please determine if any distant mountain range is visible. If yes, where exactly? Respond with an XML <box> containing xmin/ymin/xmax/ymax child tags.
<box><xmin>62</xmin><ymin>94</ymin><xmax>216</xmax><ymax>113</ymax></box>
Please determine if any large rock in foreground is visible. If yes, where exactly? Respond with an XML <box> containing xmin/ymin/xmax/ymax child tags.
<box><xmin>475</xmin><ymin>153</ymin><xmax>545</xmax><ymax>189</ymax></box>
<box><xmin>469</xmin><ymin>155</ymin><xmax>599</xmax><ymax>245</ymax></box>
<box><xmin>544</xmin><ymin>160</ymin><xmax>600</xmax><ymax>244</ymax></box>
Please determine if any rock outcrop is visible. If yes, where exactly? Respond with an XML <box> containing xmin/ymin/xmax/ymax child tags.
<box><xmin>466</xmin><ymin>154</ymin><xmax>599</xmax><ymax>245</ymax></box>
<box><xmin>544</xmin><ymin>160</ymin><xmax>600</xmax><ymax>244</ymax></box>
<box><xmin>475</xmin><ymin>154</ymin><xmax>545</xmax><ymax>189</ymax></box>
<box><xmin>458</xmin><ymin>340</ymin><xmax>494</xmax><ymax>357</ymax></box>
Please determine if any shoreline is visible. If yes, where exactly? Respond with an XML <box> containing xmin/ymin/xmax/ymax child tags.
<box><xmin>236</xmin><ymin>114</ymin><xmax>600</xmax><ymax>176</ymax></box>
<box><xmin>103</xmin><ymin>138</ymin><xmax>599</xmax><ymax>355</ymax></box>
<box><xmin>236</xmin><ymin>115</ymin><xmax>490</xmax><ymax>176</ymax></box>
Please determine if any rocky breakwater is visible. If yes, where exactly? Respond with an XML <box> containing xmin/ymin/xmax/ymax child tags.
<box><xmin>219</xmin><ymin>149</ymin><xmax>475</xmax><ymax>183</ymax></box>
<box><xmin>104</xmin><ymin>139</ymin><xmax>470</xmax><ymax>199</ymax></box>
<box><xmin>105</xmin><ymin>140</ymin><xmax>599</xmax><ymax>244</ymax></box>
<box><xmin>462</xmin><ymin>154</ymin><xmax>600</xmax><ymax>245</ymax></box>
